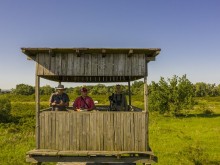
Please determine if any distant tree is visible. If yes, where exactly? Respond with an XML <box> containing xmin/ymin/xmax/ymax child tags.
<box><xmin>149</xmin><ymin>75</ymin><xmax>195</xmax><ymax>116</ymax></box>
<box><xmin>40</xmin><ymin>85</ymin><xmax>54</xmax><ymax>95</ymax></box>
<box><xmin>131</xmin><ymin>81</ymin><xmax>144</xmax><ymax>95</ymax></box>
<box><xmin>13</xmin><ymin>84</ymin><xmax>35</xmax><ymax>95</ymax></box>
<box><xmin>194</xmin><ymin>82</ymin><xmax>219</xmax><ymax>97</ymax></box>
<box><xmin>0</xmin><ymin>97</ymin><xmax>11</xmax><ymax>122</ymax></box>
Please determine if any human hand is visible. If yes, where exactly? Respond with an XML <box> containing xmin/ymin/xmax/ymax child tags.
<box><xmin>51</xmin><ymin>102</ymin><xmax>56</xmax><ymax>106</ymax></box>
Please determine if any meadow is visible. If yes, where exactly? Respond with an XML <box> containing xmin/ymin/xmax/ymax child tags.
<box><xmin>0</xmin><ymin>95</ymin><xmax>219</xmax><ymax>165</ymax></box>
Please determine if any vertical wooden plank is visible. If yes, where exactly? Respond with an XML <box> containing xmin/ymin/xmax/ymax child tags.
<box><xmin>61</xmin><ymin>54</ymin><xmax>67</xmax><ymax>76</ymax></box>
<box><xmin>95</xmin><ymin>112</ymin><xmax>100</xmax><ymax>151</ymax></box>
<box><xmin>51</xmin><ymin>112</ymin><xmax>56</xmax><ymax>149</ymax></box>
<box><xmin>134</xmin><ymin>113</ymin><xmax>139</xmax><ymax>151</ymax></box>
<box><xmin>50</xmin><ymin>55</ymin><xmax>56</xmax><ymax>75</ymax></box>
<box><xmin>130</xmin><ymin>112</ymin><xmax>135</xmax><ymax>151</ymax></box>
<box><xmin>131</xmin><ymin>54</ymin><xmax>137</xmax><ymax>76</ymax></box>
<box><xmin>39</xmin><ymin>113</ymin><xmax>44</xmax><ymax>149</ymax></box>
<box><xmin>43</xmin><ymin>53</ymin><xmax>51</xmax><ymax>75</ymax></box>
<box><xmin>85</xmin><ymin>113</ymin><xmax>90</xmax><ymax>150</ymax></box>
<box><xmin>105</xmin><ymin>54</ymin><xmax>113</xmax><ymax>76</ymax></box>
<box><xmin>37</xmin><ymin>54</ymin><xmax>44</xmax><ymax>75</ymax></box>
<box><xmin>140</xmin><ymin>54</ymin><xmax>145</xmax><ymax>76</ymax></box>
<box><xmin>48</xmin><ymin>112</ymin><xmax>53</xmax><ymax>149</ymax></box>
<box><xmin>97</xmin><ymin>54</ymin><xmax>105</xmax><ymax>76</ymax></box>
<box><xmin>119</xmin><ymin>112</ymin><xmax>124</xmax><ymax>151</ymax></box>
<box><xmin>146</xmin><ymin>112</ymin><xmax>149</xmax><ymax>151</ymax></box>
<box><xmin>73</xmin><ymin>112</ymin><xmax>78</xmax><ymax>150</ymax></box>
<box><xmin>80</xmin><ymin>54</ymin><xmax>85</xmax><ymax>76</ymax></box>
<box><xmin>67</xmin><ymin>53</ymin><xmax>73</xmax><ymax>76</ymax></box>
<box><xmin>113</xmin><ymin>54</ymin><xmax>119</xmax><ymax>76</ymax></box>
<box><xmin>55</xmin><ymin>53</ymin><xmax>62</xmax><ymax>75</ymax></box>
<box><xmin>99</xmin><ymin>112</ymin><xmax>104</xmax><ymax>151</ymax></box>
<box><xmin>123</xmin><ymin>112</ymin><xmax>127</xmax><ymax>151</ymax></box>
<box><xmin>140</xmin><ymin>112</ymin><xmax>146</xmax><ymax>151</ymax></box>
<box><xmin>113</xmin><ymin>112</ymin><xmax>118</xmax><ymax>151</ymax></box>
<box><xmin>117</xmin><ymin>54</ymin><xmax>124</xmax><ymax>76</ymax></box>
<box><xmin>73</xmin><ymin>54</ymin><xmax>79</xmax><ymax>76</ymax></box>
<box><xmin>81</xmin><ymin>113</ymin><xmax>87</xmax><ymax>150</ymax></box>
<box><xmin>125</xmin><ymin>54</ymin><xmax>132</xmax><ymax>76</ymax></box>
<box><xmin>91</xmin><ymin>54</ymin><xmax>98</xmax><ymax>76</ymax></box>
<box><xmin>109</xmin><ymin>112</ymin><xmax>114</xmax><ymax>151</ymax></box>
<box><xmin>57</xmin><ymin>112</ymin><xmax>61</xmax><ymax>150</ymax></box>
<box><xmin>84</xmin><ymin>54</ymin><xmax>92</xmax><ymax>76</ymax></box>
<box><xmin>66</xmin><ymin>112</ymin><xmax>70</xmax><ymax>150</ymax></box>
<box><xmin>69</xmin><ymin>112</ymin><xmax>73</xmax><ymax>150</ymax></box>
<box><xmin>76</xmin><ymin>113</ymin><xmax>81</xmax><ymax>150</ymax></box>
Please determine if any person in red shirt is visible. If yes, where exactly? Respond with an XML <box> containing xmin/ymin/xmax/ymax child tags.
<box><xmin>73</xmin><ymin>87</ymin><xmax>95</xmax><ymax>111</ymax></box>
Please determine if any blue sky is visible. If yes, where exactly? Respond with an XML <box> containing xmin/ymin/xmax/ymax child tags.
<box><xmin>0</xmin><ymin>0</ymin><xmax>220</xmax><ymax>89</ymax></box>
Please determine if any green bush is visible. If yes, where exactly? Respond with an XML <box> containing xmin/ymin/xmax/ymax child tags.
<box><xmin>149</xmin><ymin>75</ymin><xmax>195</xmax><ymax>116</ymax></box>
<box><xmin>0</xmin><ymin>97</ymin><xmax>11</xmax><ymax>122</ymax></box>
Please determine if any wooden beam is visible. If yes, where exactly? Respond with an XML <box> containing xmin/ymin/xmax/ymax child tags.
<box><xmin>128</xmin><ymin>80</ymin><xmax>131</xmax><ymax>107</ymax></box>
<box><xmin>35</xmin><ymin>75</ymin><xmax>40</xmax><ymax>149</ymax></box>
<box><xmin>102</xmin><ymin>49</ymin><xmax>106</xmax><ymax>57</ymax></box>
<box><xmin>128</xmin><ymin>49</ymin><xmax>133</xmax><ymax>57</ymax></box>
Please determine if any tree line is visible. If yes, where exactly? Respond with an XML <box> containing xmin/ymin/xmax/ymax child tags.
<box><xmin>0</xmin><ymin>74</ymin><xmax>219</xmax><ymax>117</ymax></box>
<box><xmin>3</xmin><ymin>75</ymin><xmax>219</xmax><ymax>97</ymax></box>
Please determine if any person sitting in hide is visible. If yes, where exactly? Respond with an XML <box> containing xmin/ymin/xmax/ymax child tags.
<box><xmin>49</xmin><ymin>84</ymin><xmax>70</xmax><ymax>111</ymax></box>
<box><xmin>109</xmin><ymin>84</ymin><xmax>128</xmax><ymax>111</ymax></box>
<box><xmin>73</xmin><ymin>87</ymin><xmax>95</xmax><ymax>111</ymax></box>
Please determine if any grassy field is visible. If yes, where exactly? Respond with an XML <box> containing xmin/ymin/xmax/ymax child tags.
<box><xmin>0</xmin><ymin>96</ymin><xmax>219</xmax><ymax>164</ymax></box>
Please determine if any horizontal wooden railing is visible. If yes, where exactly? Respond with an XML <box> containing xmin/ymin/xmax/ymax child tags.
<box><xmin>39</xmin><ymin>111</ymin><xmax>148</xmax><ymax>152</ymax></box>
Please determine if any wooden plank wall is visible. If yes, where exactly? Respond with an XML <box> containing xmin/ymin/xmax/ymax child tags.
<box><xmin>39</xmin><ymin>111</ymin><xmax>148</xmax><ymax>152</ymax></box>
<box><xmin>36</xmin><ymin>54</ymin><xmax>146</xmax><ymax>76</ymax></box>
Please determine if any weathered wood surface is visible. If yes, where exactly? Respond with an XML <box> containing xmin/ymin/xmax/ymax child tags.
<box><xmin>39</xmin><ymin>111</ymin><xmax>149</xmax><ymax>152</ymax></box>
<box><xmin>36</xmin><ymin>53</ymin><xmax>147</xmax><ymax>77</ymax></box>
<box><xmin>26</xmin><ymin>149</ymin><xmax>156</xmax><ymax>164</ymax></box>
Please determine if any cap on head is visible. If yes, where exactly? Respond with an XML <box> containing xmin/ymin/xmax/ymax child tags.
<box><xmin>80</xmin><ymin>87</ymin><xmax>88</xmax><ymax>92</ymax></box>
<box><xmin>56</xmin><ymin>84</ymin><xmax>65</xmax><ymax>90</ymax></box>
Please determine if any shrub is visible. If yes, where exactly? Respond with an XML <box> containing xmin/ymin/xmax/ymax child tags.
<box><xmin>0</xmin><ymin>97</ymin><xmax>11</xmax><ymax>122</ymax></box>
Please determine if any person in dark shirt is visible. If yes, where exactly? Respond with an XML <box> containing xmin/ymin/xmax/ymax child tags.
<box><xmin>49</xmin><ymin>84</ymin><xmax>70</xmax><ymax>111</ymax></box>
<box><xmin>109</xmin><ymin>84</ymin><xmax>128</xmax><ymax>111</ymax></box>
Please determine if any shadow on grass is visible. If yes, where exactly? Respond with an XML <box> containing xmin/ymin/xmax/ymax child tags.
<box><xmin>176</xmin><ymin>113</ymin><xmax>220</xmax><ymax>118</ymax></box>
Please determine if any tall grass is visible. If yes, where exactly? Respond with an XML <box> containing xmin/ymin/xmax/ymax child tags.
<box><xmin>0</xmin><ymin>96</ymin><xmax>219</xmax><ymax>164</ymax></box>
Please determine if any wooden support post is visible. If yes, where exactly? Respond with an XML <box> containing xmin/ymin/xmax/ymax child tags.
<box><xmin>128</xmin><ymin>80</ymin><xmax>131</xmax><ymax>107</ymax></box>
<box><xmin>144</xmin><ymin>63</ymin><xmax>148</xmax><ymax>112</ymax></box>
<box><xmin>144</xmin><ymin>61</ymin><xmax>149</xmax><ymax>151</ymax></box>
<box><xmin>35</xmin><ymin>75</ymin><xmax>40</xmax><ymax>149</ymax></box>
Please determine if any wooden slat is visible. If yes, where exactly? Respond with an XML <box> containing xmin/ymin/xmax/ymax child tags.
<box><xmin>37</xmin><ymin>53</ymin><xmax>44</xmax><ymax>75</ymax></box>
<box><xmin>91</xmin><ymin>54</ymin><xmax>98</xmax><ymax>76</ymax></box>
<box><xmin>67</xmin><ymin>53</ymin><xmax>73</xmax><ymax>76</ymax></box>
<box><xmin>118</xmin><ymin>54</ymin><xmax>125</xmax><ymax>76</ymax></box>
<box><xmin>84</xmin><ymin>54</ymin><xmax>92</xmax><ymax>76</ymax></box>
<box><xmin>39</xmin><ymin>111</ymin><xmax>148</xmax><ymax>152</ymax></box>
<box><xmin>105</xmin><ymin>54</ymin><xmax>113</xmax><ymax>76</ymax></box>
<box><xmin>55</xmin><ymin>54</ymin><xmax>62</xmax><ymax>75</ymax></box>
<box><xmin>61</xmin><ymin>54</ymin><xmax>67</xmax><ymax>75</ymax></box>
<box><xmin>97</xmin><ymin>54</ymin><xmax>105</xmax><ymax>76</ymax></box>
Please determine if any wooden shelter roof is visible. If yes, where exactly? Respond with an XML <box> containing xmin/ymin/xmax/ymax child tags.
<box><xmin>22</xmin><ymin>47</ymin><xmax>161</xmax><ymax>57</ymax></box>
<box><xmin>21</xmin><ymin>48</ymin><xmax>161</xmax><ymax>82</ymax></box>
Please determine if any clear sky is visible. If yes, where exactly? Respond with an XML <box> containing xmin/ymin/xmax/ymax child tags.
<box><xmin>0</xmin><ymin>0</ymin><xmax>220</xmax><ymax>89</ymax></box>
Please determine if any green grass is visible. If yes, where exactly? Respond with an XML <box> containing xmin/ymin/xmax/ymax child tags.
<box><xmin>0</xmin><ymin>96</ymin><xmax>220</xmax><ymax>164</ymax></box>
<box><xmin>149</xmin><ymin>113</ymin><xmax>220</xmax><ymax>164</ymax></box>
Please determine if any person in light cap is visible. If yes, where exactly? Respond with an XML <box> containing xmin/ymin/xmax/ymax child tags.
<box><xmin>49</xmin><ymin>84</ymin><xmax>70</xmax><ymax>111</ymax></box>
<box><xmin>73</xmin><ymin>87</ymin><xmax>95</xmax><ymax>111</ymax></box>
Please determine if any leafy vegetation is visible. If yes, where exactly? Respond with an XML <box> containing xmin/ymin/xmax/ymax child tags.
<box><xmin>0</xmin><ymin>76</ymin><xmax>220</xmax><ymax>164</ymax></box>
